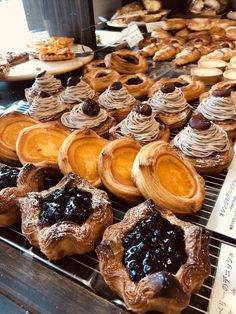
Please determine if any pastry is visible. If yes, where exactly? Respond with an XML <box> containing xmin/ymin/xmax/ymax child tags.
<box><xmin>153</xmin><ymin>45</ymin><xmax>181</xmax><ymax>62</ymax></box>
<box><xmin>212</xmin><ymin>19</ymin><xmax>236</xmax><ymax>29</ymax></box>
<box><xmin>149</xmin><ymin>83</ymin><xmax>193</xmax><ymax>129</ymax></box>
<box><xmin>39</xmin><ymin>46</ymin><xmax>74</xmax><ymax>61</ymax></box>
<box><xmin>118</xmin><ymin>73</ymin><xmax>153</xmax><ymax>99</ymax></box>
<box><xmin>19</xmin><ymin>172</ymin><xmax>113</xmax><ymax>260</ymax></box>
<box><xmin>197</xmin><ymin>88</ymin><xmax>236</xmax><ymax>138</ymax></box>
<box><xmin>185</xmin><ymin>36</ymin><xmax>211</xmax><ymax>48</ymax></box>
<box><xmin>205</xmin><ymin>80</ymin><xmax>236</xmax><ymax>103</ymax></box>
<box><xmin>59</xmin><ymin>75</ymin><xmax>97</xmax><ymax>109</ymax></box>
<box><xmin>109</xmin><ymin>103</ymin><xmax>170</xmax><ymax>145</ymax></box>
<box><xmin>141</xmin><ymin>11</ymin><xmax>168</xmax><ymax>23</ymax></box>
<box><xmin>58</xmin><ymin>128</ymin><xmax>108</xmax><ymax>187</ymax></box>
<box><xmin>139</xmin><ymin>41</ymin><xmax>164</xmax><ymax>58</ymax></box>
<box><xmin>3</xmin><ymin>51</ymin><xmax>29</xmax><ymax>66</ymax></box>
<box><xmin>191</xmin><ymin>67</ymin><xmax>222</xmax><ymax>85</ymax></box>
<box><xmin>186</xmin><ymin>18</ymin><xmax>212</xmax><ymax>31</ymax></box>
<box><xmin>0</xmin><ymin>58</ymin><xmax>10</xmax><ymax>79</ymax></box>
<box><xmin>61</xmin><ymin>98</ymin><xmax>115</xmax><ymax>138</ymax></box>
<box><xmin>209</xmin><ymin>26</ymin><xmax>226</xmax><ymax>39</ymax></box>
<box><xmin>110</xmin><ymin>1</ymin><xmax>147</xmax><ymax>25</ymax></box>
<box><xmin>151</xmin><ymin>28</ymin><xmax>170</xmax><ymax>39</ymax></box>
<box><xmin>16</xmin><ymin>122</ymin><xmax>70</xmax><ymax>168</ymax></box>
<box><xmin>83</xmin><ymin>59</ymin><xmax>107</xmax><ymax>74</ymax></box>
<box><xmin>132</xmin><ymin>141</ymin><xmax>205</xmax><ymax>214</ymax></box>
<box><xmin>0</xmin><ymin>112</ymin><xmax>38</xmax><ymax>166</ymax></box>
<box><xmin>227</xmin><ymin>11</ymin><xmax>236</xmax><ymax>21</ymax></box>
<box><xmin>98</xmin><ymin>81</ymin><xmax>138</xmax><ymax>122</ymax></box>
<box><xmin>223</xmin><ymin>69</ymin><xmax>236</xmax><ymax>80</ymax></box>
<box><xmin>226</xmin><ymin>26</ymin><xmax>236</xmax><ymax>40</ymax></box>
<box><xmin>96</xmin><ymin>199</ymin><xmax>210</xmax><ymax>313</ymax></box>
<box><xmin>209</xmin><ymin>40</ymin><xmax>235</xmax><ymax>50</ymax></box>
<box><xmin>189</xmin><ymin>0</ymin><xmax>225</xmax><ymax>16</ymax></box>
<box><xmin>199</xmin><ymin>48</ymin><xmax>236</xmax><ymax>63</ymax></box>
<box><xmin>172</xmin><ymin>112</ymin><xmax>234</xmax><ymax>174</ymax></box>
<box><xmin>148</xmin><ymin>75</ymin><xmax>206</xmax><ymax>101</ymax></box>
<box><xmin>98</xmin><ymin>138</ymin><xmax>143</xmax><ymax>204</ymax></box>
<box><xmin>83</xmin><ymin>68</ymin><xmax>120</xmax><ymax>93</ymax></box>
<box><xmin>174</xmin><ymin>47</ymin><xmax>201</xmax><ymax>66</ymax></box>
<box><xmin>198</xmin><ymin>58</ymin><xmax>227</xmax><ymax>71</ymax></box>
<box><xmin>25</xmin><ymin>70</ymin><xmax>64</xmax><ymax>104</ymax></box>
<box><xmin>104</xmin><ymin>49</ymin><xmax>148</xmax><ymax>74</ymax></box>
<box><xmin>162</xmin><ymin>18</ymin><xmax>186</xmax><ymax>31</ymax></box>
<box><xmin>138</xmin><ymin>36</ymin><xmax>158</xmax><ymax>49</ymax></box>
<box><xmin>175</xmin><ymin>28</ymin><xmax>190</xmax><ymax>37</ymax></box>
<box><xmin>141</xmin><ymin>0</ymin><xmax>162</xmax><ymax>12</ymax></box>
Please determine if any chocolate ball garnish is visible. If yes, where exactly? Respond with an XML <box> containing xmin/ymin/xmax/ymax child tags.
<box><xmin>110</xmin><ymin>81</ymin><xmax>122</xmax><ymax>91</ymax></box>
<box><xmin>189</xmin><ymin>112</ymin><xmax>211</xmax><ymax>130</ymax></box>
<box><xmin>36</xmin><ymin>70</ymin><xmax>46</xmax><ymax>78</ymax></box>
<box><xmin>160</xmin><ymin>83</ymin><xmax>175</xmax><ymax>94</ymax></box>
<box><xmin>67</xmin><ymin>76</ymin><xmax>80</xmax><ymax>87</ymax></box>
<box><xmin>82</xmin><ymin>99</ymin><xmax>100</xmax><ymax>117</ymax></box>
<box><xmin>212</xmin><ymin>88</ymin><xmax>231</xmax><ymax>98</ymax></box>
<box><xmin>133</xmin><ymin>103</ymin><xmax>152</xmax><ymax>116</ymax></box>
<box><xmin>38</xmin><ymin>91</ymin><xmax>50</xmax><ymax>98</ymax></box>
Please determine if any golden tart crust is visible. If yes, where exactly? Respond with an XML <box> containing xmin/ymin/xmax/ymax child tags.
<box><xmin>132</xmin><ymin>141</ymin><xmax>205</xmax><ymax>214</ymax></box>
<box><xmin>96</xmin><ymin>199</ymin><xmax>211</xmax><ymax>314</ymax></box>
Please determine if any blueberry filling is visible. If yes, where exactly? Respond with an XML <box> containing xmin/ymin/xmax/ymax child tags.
<box><xmin>39</xmin><ymin>185</ymin><xmax>93</xmax><ymax>228</ymax></box>
<box><xmin>126</xmin><ymin>77</ymin><xmax>143</xmax><ymax>85</ymax></box>
<box><xmin>122</xmin><ymin>212</ymin><xmax>187</xmax><ymax>283</ymax></box>
<box><xmin>42</xmin><ymin>172</ymin><xmax>63</xmax><ymax>190</ymax></box>
<box><xmin>96</xmin><ymin>72</ymin><xmax>108</xmax><ymax>78</ymax></box>
<box><xmin>118</xmin><ymin>54</ymin><xmax>139</xmax><ymax>65</ymax></box>
<box><xmin>0</xmin><ymin>166</ymin><xmax>20</xmax><ymax>190</ymax></box>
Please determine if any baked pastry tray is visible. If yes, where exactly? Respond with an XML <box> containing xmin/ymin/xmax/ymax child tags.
<box><xmin>1</xmin><ymin>74</ymin><xmax>236</xmax><ymax>314</ymax></box>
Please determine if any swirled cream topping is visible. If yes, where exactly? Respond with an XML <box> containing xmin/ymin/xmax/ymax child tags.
<box><xmin>61</xmin><ymin>102</ymin><xmax>108</xmax><ymax>129</ymax></box>
<box><xmin>174</xmin><ymin>123</ymin><xmax>229</xmax><ymax>158</ymax></box>
<box><xmin>110</xmin><ymin>110</ymin><xmax>162</xmax><ymax>145</ymax></box>
<box><xmin>32</xmin><ymin>71</ymin><xmax>62</xmax><ymax>94</ymax></box>
<box><xmin>149</xmin><ymin>87</ymin><xmax>189</xmax><ymax>114</ymax></box>
<box><xmin>198</xmin><ymin>96</ymin><xmax>236</xmax><ymax>121</ymax></box>
<box><xmin>59</xmin><ymin>78</ymin><xmax>95</xmax><ymax>104</ymax></box>
<box><xmin>98</xmin><ymin>85</ymin><xmax>136</xmax><ymax>110</ymax></box>
<box><xmin>28</xmin><ymin>94</ymin><xmax>67</xmax><ymax>121</ymax></box>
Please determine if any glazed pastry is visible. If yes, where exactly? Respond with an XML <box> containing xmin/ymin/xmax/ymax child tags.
<box><xmin>98</xmin><ymin>82</ymin><xmax>138</xmax><ymax>122</ymax></box>
<box><xmin>175</xmin><ymin>27</ymin><xmax>190</xmax><ymax>37</ymax></box>
<box><xmin>59</xmin><ymin>76</ymin><xmax>96</xmax><ymax>109</ymax></box>
<box><xmin>153</xmin><ymin>45</ymin><xmax>181</xmax><ymax>62</ymax></box>
<box><xmin>209</xmin><ymin>26</ymin><xmax>226</xmax><ymax>40</ymax></box>
<box><xmin>185</xmin><ymin>36</ymin><xmax>211</xmax><ymax>48</ymax></box>
<box><xmin>149</xmin><ymin>83</ymin><xmax>193</xmax><ymax>129</ymax></box>
<box><xmin>151</xmin><ymin>28</ymin><xmax>170</xmax><ymax>39</ymax></box>
<box><xmin>139</xmin><ymin>41</ymin><xmax>164</xmax><ymax>58</ymax></box>
<box><xmin>138</xmin><ymin>36</ymin><xmax>158</xmax><ymax>49</ymax></box>
<box><xmin>213</xmin><ymin>19</ymin><xmax>236</xmax><ymax>29</ymax></box>
<box><xmin>96</xmin><ymin>199</ymin><xmax>210</xmax><ymax>313</ymax></box>
<box><xmin>16</xmin><ymin>122</ymin><xmax>70</xmax><ymax>168</ymax></box>
<box><xmin>25</xmin><ymin>70</ymin><xmax>64</xmax><ymax>104</ymax></box>
<box><xmin>109</xmin><ymin>103</ymin><xmax>170</xmax><ymax>145</ymax></box>
<box><xmin>172</xmin><ymin>112</ymin><xmax>234</xmax><ymax>174</ymax></box>
<box><xmin>226</xmin><ymin>26</ymin><xmax>236</xmax><ymax>40</ymax></box>
<box><xmin>118</xmin><ymin>73</ymin><xmax>153</xmax><ymax>99</ymax></box>
<box><xmin>0</xmin><ymin>112</ymin><xmax>38</xmax><ymax>166</ymax></box>
<box><xmin>19</xmin><ymin>172</ymin><xmax>113</xmax><ymax>260</ymax></box>
<box><xmin>162</xmin><ymin>18</ymin><xmax>186</xmax><ymax>31</ymax></box>
<box><xmin>83</xmin><ymin>68</ymin><xmax>120</xmax><ymax>93</ymax></box>
<box><xmin>174</xmin><ymin>47</ymin><xmax>201</xmax><ymax>66</ymax></box>
<box><xmin>61</xmin><ymin>99</ymin><xmax>115</xmax><ymax>138</ymax></box>
<box><xmin>83</xmin><ymin>59</ymin><xmax>107</xmax><ymax>74</ymax></box>
<box><xmin>199</xmin><ymin>48</ymin><xmax>236</xmax><ymax>63</ymax></box>
<box><xmin>197</xmin><ymin>88</ymin><xmax>236</xmax><ymax>138</ymax></box>
<box><xmin>58</xmin><ymin>128</ymin><xmax>108</xmax><ymax>187</ymax></box>
<box><xmin>132</xmin><ymin>141</ymin><xmax>205</xmax><ymax>214</ymax></box>
<box><xmin>98</xmin><ymin>138</ymin><xmax>143</xmax><ymax>204</ymax></box>
<box><xmin>186</xmin><ymin>18</ymin><xmax>212</xmax><ymax>31</ymax></box>
<box><xmin>104</xmin><ymin>49</ymin><xmax>148</xmax><ymax>74</ymax></box>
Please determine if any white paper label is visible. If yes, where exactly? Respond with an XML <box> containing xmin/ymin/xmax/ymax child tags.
<box><xmin>229</xmin><ymin>143</ymin><xmax>236</xmax><ymax>171</ymax></box>
<box><xmin>146</xmin><ymin>21</ymin><xmax>165</xmax><ymax>33</ymax></box>
<box><xmin>121</xmin><ymin>24</ymin><xmax>143</xmax><ymax>48</ymax></box>
<box><xmin>207</xmin><ymin>169</ymin><xmax>236</xmax><ymax>239</ymax></box>
<box><xmin>208</xmin><ymin>243</ymin><xmax>236</xmax><ymax>314</ymax></box>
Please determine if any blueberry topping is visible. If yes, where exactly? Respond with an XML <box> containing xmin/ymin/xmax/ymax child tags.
<box><xmin>133</xmin><ymin>103</ymin><xmax>152</xmax><ymax>116</ymax></box>
<box><xmin>160</xmin><ymin>83</ymin><xmax>176</xmax><ymax>94</ymax></box>
<box><xmin>36</xmin><ymin>70</ymin><xmax>47</xmax><ymax>78</ymax></box>
<box><xmin>0</xmin><ymin>166</ymin><xmax>20</xmax><ymax>190</ymax></box>
<box><xmin>82</xmin><ymin>99</ymin><xmax>100</xmax><ymax>116</ymax></box>
<box><xmin>38</xmin><ymin>91</ymin><xmax>50</xmax><ymax>98</ymax></box>
<box><xmin>126</xmin><ymin>77</ymin><xmax>143</xmax><ymax>85</ymax></box>
<box><xmin>67</xmin><ymin>76</ymin><xmax>81</xmax><ymax>87</ymax></box>
<box><xmin>189</xmin><ymin>112</ymin><xmax>211</xmax><ymax>130</ymax></box>
<box><xmin>212</xmin><ymin>88</ymin><xmax>231</xmax><ymax>98</ymax></box>
<box><xmin>110</xmin><ymin>82</ymin><xmax>122</xmax><ymax>91</ymax></box>
<box><xmin>118</xmin><ymin>54</ymin><xmax>139</xmax><ymax>65</ymax></box>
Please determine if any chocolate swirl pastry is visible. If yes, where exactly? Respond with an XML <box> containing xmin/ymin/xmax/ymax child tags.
<box><xmin>19</xmin><ymin>172</ymin><xmax>113</xmax><ymax>260</ymax></box>
<box><xmin>96</xmin><ymin>199</ymin><xmax>211</xmax><ymax>314</ymax></box>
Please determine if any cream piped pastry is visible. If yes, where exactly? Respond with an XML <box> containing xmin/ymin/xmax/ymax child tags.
<box><xmin>109</xmin><ymin>103</ymin><xmax>170</xmax><ymax>145</ymax></box>
<box><xmin>149</xmin><ymin>83</ymin><xmax>193</xmax><ymax>128</ymax></box>
<box><xmin>172</xmin><ymin>112</ymin><xmax>234</xmax><ymax>174</ymax></box>
<box><xmin>25</xmin><ymin>70</ymin><xmax>64</xmax><ymax>104</ymax></box>
<box><xmin>27</xmin><ymin>91</ymin><xmax>68</xmax><ymax>122</ymax></box>
<box><xmin>98</xmin><ymin>81</ymin><xmax>138</xmax><ymax>122</ymax></box>
<box><xmin>59</xmin><ymin>75</ymin><xmax>96</xmax><ymax>109</ymax></box>
<box><xmin>61</xmin><ymin>98</ymin><xmax>116</xmax><ymax>138</ymax></box>
<box><xmin>198</xmin><ymin>88</ymin><xmax>236</xmax><ymax>138</ymax></box>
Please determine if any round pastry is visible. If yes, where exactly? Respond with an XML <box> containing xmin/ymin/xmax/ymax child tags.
<box><xmin>98</xmin><ymin>81</ymin><xmax>138</xmax><ymax>122</ymax></box>
<box><xmin>148</xmin><ymin>75</ymin><xmax>206</xmax><ymax>102</ymax></box>
<box><xmin>19</xmin><ymin>172</ymin><xmax>113</xmax><ymax>260</ymax></box>
<box><xmin>162</xmin><ymin>18</ymin><xmax>186</xmax><ymax>31</ymax></box>
<box><xmin>109</xmin><ymin>103</ymin><xmax>170</xmax><ymax>145</ymax></box>
<box><xmin>83</xmin><ymin>68</ymin><xmax>120</xmax><ymax>93</ymax></box>
<box><xmin>132</xmin><ymin>141</ymin><xmax>205</xmax><ymax>214</ymax></box>
<box><xmin>16</xmin><ymin>122</ymin><xmax>70</xmax><ymax>168</ymax></box>
<box><xmin>96</xmin><ymin>199</ymin><xmax>210</xmax><ymax>314</ymax></box>
<box><xmin>82</xmin><ymin>59</ymin><xmax>107</xmax><ymax>74</ymax></box>
<box><xmin>226</xmin><ymin>26</ymin><xmax>236</xmax><ymax>40</ymax></box>
<box><xmin>104</xmin><ymin>49</ymin><xmax>148</xmax><ymax>74</ymax></box>
<box><xmin>25</xmin><ymin>70</ymin><xmax>64</xmax><ymax>104</ymax></box>
<box><xmin>0</xmin><ymin>112</ymin><xmax>38</xmax><ymax>166</ymax></box>
<box><xmin>98</xmin><ymin>138</ymin><xmax>143</xmax><ymax>204</ymax></box>
<box><xmin>186</xmin><ymin>18</ymin><xmax>212</xmax><ymax>31</ymax></box>
<box><xmin>198</xmin><ymin>58</ymin><xmax>227</xmax><ymax>71</ymax></box>
<box><xmin>58</xmin><ymin>128</ymin><xmax>108</xmax><ymax>187</ymax></box>
<box><xmin>148</xmin><ymin>83</ymin><xmax>193</xmax><ymax>129</ymax></box>
<box><xmin>60</xmin><ymin>98</ymin><xmax>115</xmax><ymax>138</ymax></box>
<box><xmin>172</xmin><ymin>112</ymin><xmax>234</xmax><ymax>174</ymax></box>
<box><xmin>118</xmin><ymin>73</ymin><xmax>154</xmax><ymax>99</ymax></box>
<box><xmin>190</xmin><ymin>67</ymin><xmax>222</xmax><ymax>85</ymax></box>
<box><xmin>197</xmin><ymin>88</ymin><xmax>236</xmax><ymax>138</ymax></box>
<box><xmin>223</xmin><ymin>69</ymin><xmax>236</xmax><ymax>80</ymax></box>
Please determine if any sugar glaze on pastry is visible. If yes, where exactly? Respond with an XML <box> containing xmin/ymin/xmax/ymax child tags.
<box><xmin>31</xmin><ymin>70</ymin><xmax>62</xmax><ymax>94</ymax></box>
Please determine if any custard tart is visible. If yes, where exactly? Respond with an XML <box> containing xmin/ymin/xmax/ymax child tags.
<box><xmin>132</xmin><ymin>141</ymin><xmax>205</xmax><ymax>214</ymax></box>
<box><xmin>98</xmin><ymin>138</ymin><xmax>143</xmax><ymax>205</ymax></box>
<box><xmin>58</xmin><ymin>128</ymin><xmax>108</xmax><ymax>187</ymax></box>
<box><xmin>96</xmin><ymin>199</ymin><xmax>211</xmax><ymax>314</ymax></box>
<box><xmin>0</xmin><ymin>112</ymin><xmax>38</xmax><ymax>166</ymax></box>
<box><xmin>19</xmin><ymin>172</ymin><xmax>113</xmax><ymax>260</ymax></box>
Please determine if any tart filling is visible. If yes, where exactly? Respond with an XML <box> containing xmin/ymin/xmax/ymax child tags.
<box><xmin>0</xmin><ymin>166</ymin><xmax>20</xmax><ymax>190</ymax></box>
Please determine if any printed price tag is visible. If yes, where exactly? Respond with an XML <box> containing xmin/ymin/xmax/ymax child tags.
<box><xmin>229</xmin><ymin>142</ymin><xmax>236</xmax><ymax>171</ymax></box>
<box><xmin>146</xmin><ymin>21</ymin><xmax>165</xmax><ymax>33</ymax></box>
<box><xmin>208</xmin><ymin>243</ymin><xmax>236</xmax><ymax>314</ymax></box>
<box><xmin>122</xmin><ymin>24</ymin><xmax>144</xmax><ymax>48</ymax></box>
<box><xmin>207</xmin><ymin>169</ymin><xmax>236</xmax><ymax>239</ymax></box>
